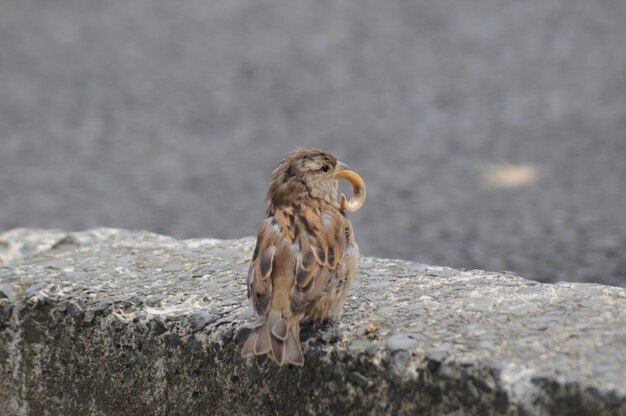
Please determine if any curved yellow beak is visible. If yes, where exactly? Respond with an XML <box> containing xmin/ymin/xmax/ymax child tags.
<box><xmin>334</xmin><ymin>162</ymin><xmax>366</xmax><ymax>212</ymax></box>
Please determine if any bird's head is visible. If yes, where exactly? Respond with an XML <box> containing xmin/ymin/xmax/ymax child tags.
<box><xmin>266</xmin><ymin>147</ymin><xmax>366</xmax><ymax>212</ymax></box>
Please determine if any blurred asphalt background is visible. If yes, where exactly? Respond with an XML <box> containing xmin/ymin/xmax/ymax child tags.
<box><xmin>1</xmin><ymin>0</ymin><xmax>625</xmax><ymax>286</ymax></box>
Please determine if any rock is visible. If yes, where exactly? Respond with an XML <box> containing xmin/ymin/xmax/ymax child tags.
<box><xmin>188</xmin><ymin>311</ymin><xmax>217</xmax><ymax>331</ymax></box>
<box><xmin>0</xmin><ymin>228</ymin><xmax>625</xmax><ymax>416</ymax></box>
<box><xmin>386</xmin><ymin>333</ymin><xmax>419</xmax><ymax>350</ymax></box>
<box><xmin>348</xmin><ymin>371</ymin><xmax>369</xmax><ymax>388</ymax></box>
<box><xmin>0</xmin><ymin>284</ymin><xmax>16</xmax><ymax>303</ymax></box>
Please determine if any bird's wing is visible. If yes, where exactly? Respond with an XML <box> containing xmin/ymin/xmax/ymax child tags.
<box><xmin>289</xmin><ymin>205</ymin><xmax>348</xmax><ymax>315</ymax></box>
<box><xmin>247</xmin><ymin>204</ymin><xmax>349</xmax><ymax>317</ymax></box>
<box><xmin>245</xmin><ymin>204</ymin><xmax>349</xmax><ymax>365</ymax></box>
<box><xmin>248</xmin><ymin>217</ymin><xmax>282</xmax><ymax>315</ymax></box>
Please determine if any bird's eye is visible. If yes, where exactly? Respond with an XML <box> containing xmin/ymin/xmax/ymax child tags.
<box><xmin>321</xmin><ymin>165</ymin><xmax>330</xmax><ymax>173</ymax></box>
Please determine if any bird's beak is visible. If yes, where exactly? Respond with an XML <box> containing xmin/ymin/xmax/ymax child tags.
<box><xmin>334</xmin><ymin>161</ymin><xmax>366</xmax><ymax>212</ymax></box>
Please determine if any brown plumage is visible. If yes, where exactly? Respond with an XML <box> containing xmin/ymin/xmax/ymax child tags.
<box><xmin>242</xmin><ymin>147</ymin><xmax>366</xmax><ymax>366</ymax></box>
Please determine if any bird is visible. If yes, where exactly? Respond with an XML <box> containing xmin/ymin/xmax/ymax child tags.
<box><xmin>242</xmin><ymin>147</ymin><xmax>366</xmax><ymax>366</ymax></box>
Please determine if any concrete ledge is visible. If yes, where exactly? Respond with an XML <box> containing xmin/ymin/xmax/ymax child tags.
<box><xmin>0</xmin><ymin>228</ymin><xmax>624</xmax><ymax>415</ymax></box>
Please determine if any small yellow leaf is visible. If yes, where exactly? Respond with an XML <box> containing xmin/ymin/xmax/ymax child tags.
<box><xmin>483</xmin><ymin>164</ymin><xmax>540</xmax><ymax>188</ymax></box>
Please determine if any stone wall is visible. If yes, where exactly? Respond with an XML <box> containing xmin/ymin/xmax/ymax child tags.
<box><xmin>0</xmin><ymin>228</ymin><xmax>624</xmax><ymax>415</ymax></box>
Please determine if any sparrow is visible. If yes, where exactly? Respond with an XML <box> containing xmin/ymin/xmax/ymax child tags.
<box><xmin>242</xmin><ymin>147</ymin><xmax>366</xmax><ymax>366</ymax></box>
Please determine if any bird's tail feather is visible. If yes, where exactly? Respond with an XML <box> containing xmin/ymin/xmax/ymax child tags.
<box><xmin>242</xmin><ymin>311</ymin><xmax>304</xmax><ymax>366</ymax></box>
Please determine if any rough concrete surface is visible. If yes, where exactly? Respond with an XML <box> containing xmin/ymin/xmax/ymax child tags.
<box><xmin>1</xmin><ymin>0</ymin><xmax>626</xmax><ymax>287</ymax></box>
<box><xmin>1</xmin><ymin>228</ymin><xmax>624</xmax><ymax>415</ymax></box>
